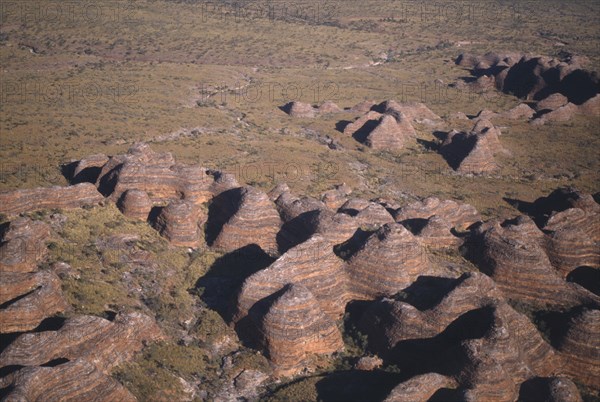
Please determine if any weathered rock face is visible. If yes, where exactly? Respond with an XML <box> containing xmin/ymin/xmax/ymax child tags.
<box><xmin>116</xmin><ymin>189</ymin><xmax>152</xmax><ymax>221</ymax></box>
<box><xmin>0</xmin><ymin>312</ymin><xmax>162</xmax><ymax>401</ymax></box>
<box><xmin>556</xmin><ymin>308</ymin><xmax>600</xmax><ymax>388</ymax></box>
<box><xmin>267</xmin><ymin>183</ymin><xmax>291</xmax><ymax>202</ymax></box>
<box><xmin>531</xmin><ymin>102</ymin><xmax>579</xmax><ymax>125</ymax></box>
<box><xmin>383</xmin><ymin>373</ymin><xmax>457</xmax><ymax>402</ymax></box>
<box><xmin>153</xmin><ymin>199</ymin><xmax>205</xmax><ymax>247</ymax></box>
<box><xmin>252</xmin><ymin>283</ymin><xmax>343</xmax><ymax>377</ymax></box>
<box><xmin>211</xmin><ymin>186</ymin><xmax>282</xmax><ymax>255</ymax></box>
<box><xmin>0</xmin><ymin>271</ymin><xmax>69</xmax><ymax>334</ymax></box>
<box><xmin>320</xmin><ymin>183</ymin><xmax>352</xmax><ymax>210</ymax></box>
<box><xmin>439</xmin><ymin>120</ymin><xmax>503</xmax><ymax>174</ymax></box>
<box><xmin>415</xmin><ymin>215</ymin><xmax>463</xmax><ymax>249</ymax></box>
<box><xmin>346</xmin><ymin>223</ymin><xmax>431</xmax><ymax>300</ymax></box>
<box><xmin>363</xmin><ymin>115</ymin><xmax>409</xmax><ymax>150</ymax></box>
<box><xmin>467</xmin><ymin>215</ymin><xmax>598</xmax><ymax>309</ymax></box>
<box><xmin>0</xmin><ymin>183</ymin><xmax>104</xmax><ymax>217</ymax></box>
<box><xmin>394</xmin><ymin>197</ymin><xmax>480</xmax><ymax>231</ymax></box>
<box><xmin>536</xmin><ymin>93</ymin><xmax>569</xmax><ymax>111</ymax></box>
<box><xmin>543</xmin><ymin>208</ymin><xmax>600</xmax><ymax>276</ymax></box>
<box><xmin>236</xmin><ymin>235</ymin><xmax>348</xmax><ymax>321</ymax></box>
<box><xmin>0</xmin><ymin>312</ymin><xmax>163</xmax><ymax>372</ymax></box>
<box><xmin>306</xmin><ymin>209</ymin><xmax>362</xmax><ymax>246</ymax></box>
<box><xmin>95</xmin><ymin>143</ymin><xmax>215</xmax><ymax>205</ymax></box>
<box><xmin>0</xmin><ymin>359</ymin><xmax>137</xmax><ymax>402</ymax></box>
<box><xmin>0</xmin><ymin>218</ymin><xmax>50</xmax><ymax>273</ymax></box>
<box><xmin>273</xmin><ymin>190</ymin><xmax>328</xmax><ymax>251</ymax></box>
<box><xmin>282</xmin><ymin>101</ymin><xmax>316</xmax><ymax>118</ymax></box>
<box><xmin>0</xmin><ymin>218</ymin><xmax>69</xmax><ymax>334</ymax></box>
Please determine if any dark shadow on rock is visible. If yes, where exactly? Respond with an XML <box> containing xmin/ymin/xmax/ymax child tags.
<box><xmin>97</xmin><ymin>164</ymin><xmax>122</xmax><ymax>197</ymax></box>
<box><xmin>503</xmin><ymin>187</ymin><xmax>588</xmax><ymax>228</ymax></box>
<box><xmin>236</xmin><ymin>285</ymin><xmax>290</xmax><ymax>350</ymax></box>
<box><xmin>147</xmin><ymin>206</ymin><xmax>164</xmax><ymax>226</ymax></box>
<box><xmin>387</xmin><ymin>306</ymin><xmax>495</xmax><ymax>377</ymax></box>
<box><xmin>416</xmin><ymin>138</ymin><xmax>438</xmax><ymax>151</ymax></box>
<box><xmin>279</xmin><ymin>103</ymin><xmax>293</xmax><ymax>115</ymax></box>
<box><xmin>60</xmin><ymin>161</ymin><xmax>78</xmax><ymax>183</ymax></box>
<box><xmin>438</xmin><ymin>132</ymin><xmax>475</xmax><ymax>170</ymax></box>
<box><xmin>567</xmin><ymin>266</ymin><xmax>600</xmax><ymax>296</ymax></box>
<box><xmin>336</xmin><ymin>120</ymin><xmax>352</xmax><ymax>133</ymax></box>
<box><xmin>315</xmin><ymin>370</ymin><xmax>403</xmax><ymax>402</ymax></box>
<box><xmin>204</xmin><ymin>187</ymin><xmax>243</xmax><ymax>246</ymax></box>
<box><xmin>532</xmin><ymin>305</ymin><xmax>588</xmax><ymax>348</ymax></box>
<box><xmin>62</xmin><ymin>161</ymin><xmax>103</xmax><ymax>185</ymax></box>
<box><xmin>333</xmin><ymin>228</ymin><xmax>374</xmax><ymax>261</ymax></box>
<box><xmin>502</xmin><ymin>57</ymin><xmax>544</xmax><ymax>99</ymax></box>
<box><xmin>352</xmin><ymin>119</ymin><xmax>379</xmax><ymax>144</ymax></box>
<box><xmin>429</xmin><ymin>387</ymin><xmax>465</xmax><ymax>402</ymax></box>
<box><xmin>194</xmin><ymin>244</ymin><xmax>275</xmax><ymax>323</ymax></box>
<box><xmin>40</xmin><ymin>357</ymin><xmax>70</xmax><ymax>367</ymax></box>
<box><xmin>276</xmin><ymin>210</ymin><xmax>321</xmax><ymax>254</ymax></box>
<box><xmin>393</xmin><ymin>275</ymin><xmax>467</xmax><ymax>311</ymax></box>
<box><xmin>559</xmin><ymin>69</ymin><xmax>600</xmax><ymax>105</ymax></box>
<box><xmin>399</xmin><ymin>218</ymin><xmax>429</xmax><ymax>235</ymax></box>
<box><xmin>518</xmin><ymin>377</ymin><xmax>556</xmax><ymax>402</ymax></box>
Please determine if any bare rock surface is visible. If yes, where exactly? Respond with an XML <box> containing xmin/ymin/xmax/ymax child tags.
<box><xmin>0</xmin><ymin>183</ymin><xmax>103</xmax><ymax>217</ymax></box>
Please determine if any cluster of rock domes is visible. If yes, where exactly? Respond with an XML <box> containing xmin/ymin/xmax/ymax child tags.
<box><xmin>1</xmin><ymin>143</ymin><xmax>598</xmax><ymax>399</ymax></box>
<box><xmin>456</xmin><ymin>52</ymin><xmax>600</xmax><ymax>125</ymax></box>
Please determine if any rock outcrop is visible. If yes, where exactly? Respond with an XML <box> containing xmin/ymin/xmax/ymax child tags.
<box><xmin>0</xmin><ymin>312</ymin><xmax>162</xmax><ymax>401</ymax></box>
<box><xmin>70</xmin><ymin>153</ymin><xmax>110</xmax><ymax>184</ymax></box>
<box><xmin>116</xmin><ymin>189</ymin><xmax>152</xmax><ymax>221</ymax></box>
<box><xmin>439</xmin><ymin>120</ymin><xmax>504</xmax><ymax>174</ymax></box>
<box><xmin>346</xmin><ymin>223</ymin><xmax>431</xmax><ymax>300</ymax></box>
<box><xmin>467</xmin><ymin>215</ymin><xmax>598</xmax><ymax>308</ymax></box>
<box><xmin>281</xmin><ymin>101</ymin><xmax>316</xmax><ymax>118</ymax></box>
<box><xmin>0</xmin><ymin>312</ymin><xmax>163</xmax><ymax>371</ymax></box>
<box><xmin>211</xmin><ymin>187</ymin><xmax>282</xmax><ymax>255</ymax></box>
<box><xmin>342</xmin><ymin>105</ymin><xmax>417</xmax><ymax>150</ymax></box>
<box><xmin>543</xmin><ymin>208</ymin><xmax>600</xmax><ymax>276</ymax></box>
<box><xmin>153</xmin><ymin>199</ymin><xmax>205</xmax><ymax>247</ymax></box>
<box><xmin>252</xmin><ymin>283</ymin><xmax>343</xmax><ymax>376</ymax></box>
<box><xmin>0</xmin><ymin>183</ymin><xmax>104</xmax><ymax>216</ymax></box>
<box><xmin>236</xmin><ymin>235</ymin><xmax>348</xmax><ymax>321</ymax></box>
<box><xmin>519</xmin><ymin>377</ymin><xmax>583</xmax><ymax>402</ymax></box>
<box><xmin>394</xmin><ymin>197</ymin><xmax>480</xmax><ymax>231</ymax></box>
<box><xmin>317</xmin><ymin>100</ymin><xmax>342</xmax><ymax>114</ymax></box>
<box><xmin>0</xmin><ymin>359</ymin><xmax>137</xmax><ymax>402</ymax></box>
<box><xmin>320</xmin><ymin>183</ymin><xmax>352</xmax><ymax>209</ymax></box>
<box><xmin>0</xmin><ymin>218</ymin><xmax>50</xmax><ymax>273</ymax></box>
<box><xmin>0</xmin><ymin>271</ymin><xmax>69</xmax><ymax>333</ymax></box>
<box><xmin>535</xmin><ymin>93</ymin><xmax>569</xmax><ymax>112</ymax></box>
<box><xmin>556</xmin><ymin>308</ymin><xmax>600</xmax><ymax>388</ymax></box>
<box><xmin>384</xmin><ymin>373</ymin><xmax>457</xmax><ymax>402</ymax></box>
<box><xmin>498</xmin><ymin>103</ymin><xmax>536</xmax><ymax>120</ymax></box>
